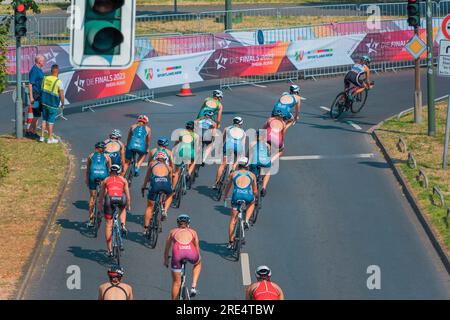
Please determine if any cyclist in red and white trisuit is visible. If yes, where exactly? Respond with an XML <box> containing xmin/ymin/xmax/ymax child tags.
<box><xmin>164</xmin><ymin>214</ymin><xmax>202</xmax><ymax>300</ymax></box>
<box><xmin>98</xmin><ymin>164</ymin><xmax>131</xmax><ymax>257</ymax></box>
<box><xmin>245</xmin><ymin>266</ymin><xmax>284</xmax><ymax>300</ymax></box>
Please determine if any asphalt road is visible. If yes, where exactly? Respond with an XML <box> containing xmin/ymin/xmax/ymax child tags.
<box><xmin>2</xmin><ymin>69</ymin><xmax>450</xmax><ymax>299</ymax></box>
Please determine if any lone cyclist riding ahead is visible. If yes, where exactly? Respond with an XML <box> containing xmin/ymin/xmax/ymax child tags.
<box><xmin>344</xmin><ymin>55</ymin><xmax>373</xmax><ymax>99</ymax></box>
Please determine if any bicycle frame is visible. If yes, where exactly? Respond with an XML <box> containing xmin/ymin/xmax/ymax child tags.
<box><xmin>111</xmin><ymin>205</ymin><xmax>123</xmax><ymax>266</ymax></box>
<box><xmin>178</xmin><ymin>260</ymin><xmax>190</xmax><ymax>300</ymax></box>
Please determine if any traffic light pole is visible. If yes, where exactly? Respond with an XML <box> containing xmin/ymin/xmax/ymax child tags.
<box><xmin>15</xmin><ymin>36</ymin><xmax>23</xmax><ymax>139</ymax></box>
<box><xmin>426</xmin><ymin>0</ymin><xmax>435</xmax><ymax>136</ymax></box>
<box><xmin>414</xmin><ymin>26</ymin><xmax>422</xmax><ymax>124</ymax></box>
<box><xmin>225</xmin><ymin>0</ymin><xmax>232</xmax><ymax>31</ymax></box>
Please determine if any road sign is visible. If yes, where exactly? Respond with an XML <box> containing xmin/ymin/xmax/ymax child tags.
<box><xmin>405</xmin><ymin>34</ymin><xmax>426</xmax><ymax>60</ymax></box>
<box><xmin>442</xmin><ymin>14</ymin><xmax>450</xmax><ymax>40</ymax></box>
<box><xmin>438</xmin><ymin>39</ymin><xmax>450</xmax><ymax>77</ymax></box>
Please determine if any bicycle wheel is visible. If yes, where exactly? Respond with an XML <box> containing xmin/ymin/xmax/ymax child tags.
<box><xmin>127</xmin><ymin>153</ymin><xmax>136</xmax><ymax>185</ymax></box>
<box><xmin>113</xmin><ymin>225</ymin><xmax>121</xmax><ymax>266</ymax></box>
<box><xmin>330</xmin><ymin>92</ymin><xmax>346</xmax><ymax>119</ymax></box>
<box><xmin>147</xmin><ymin>201</ymin><xmax>159</xmax><ymax>248</ymax></box>
<box><xmin>351</xmin><ymin>89</ymin><xmax>368</xmax><ymax>113</ymax></box>
<box><xmin>172</xmin><ymin>178</ymin><xmax>182</xmax><ymax>208</ymax></box>
<box><xmin>250</xmin><ymin>192</ymin><xmax>261</xmax><ymax>226</ymax></box>
<box><xmin>231</xmin><ymin>221</ymin><xmax>242</xmax><ymax>261</ymax></box>
<box><xmin>214</xmin><ymin>164</ymin><xmax>229</xmax><ymax>201</ymax></box>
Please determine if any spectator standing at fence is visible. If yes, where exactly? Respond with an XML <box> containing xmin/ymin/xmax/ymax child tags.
<box><xmin>27</xmin><ymin>54</ymin><xmax>45</xmax><ymax>139</ymax></box>
<box><xmin>40</xmin><ymin>64</ymin><xmax>64</xmax><ymax>144</ymax></box>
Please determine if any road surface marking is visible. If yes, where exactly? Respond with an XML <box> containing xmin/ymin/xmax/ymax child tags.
<box><xmin>146</xmin><ymin>99</ymin><xmax>174</xmax><ymax>107</ymax></box>
<box><xmin>80</xmin><ymin>165</ymin><xmax>87</xmax><ymax>170</ymax></box>
<box><xmin>300</xmin><ymin>97</ymin><xmax>307</xmax><ymax>101</ymax></box>
<box><xmin>320</xmin><ymin>106</ymin><xmax>330</xmax><ymax>112</ymax></box>
<box><xmin>346</xmin><ymin>121</ymin><xmax>362</xmax><ymax>130</ymax></box>
<box><xmin>240</xmin><ymin>253</ymin><xmax>252</xmax><ymax>286</ymax></box>
<box><xmin>81</xmin><ymin>158</ymin><xmax>87</xmax><ymax>163</ymax></box>
<box><xmin>281</xmin><ymin>153</ymin><xmax>375</xmax><ymax>161</ymax></box>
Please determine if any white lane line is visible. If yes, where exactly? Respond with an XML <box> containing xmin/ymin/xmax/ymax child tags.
<box><xmin>240</xmin><ymin>253</ymin><xmax>252</xmax><ymax>286</ymax></box>
<box><xmin>281</xmin><ymin>153</ymin><xmax>375</xmax><ymax>161</ymax></box>
<box><xmin>320</xmin><ymin>106</ymin><xmax>330</xmax><ymax>112</ymax></box>
<box><xmin>300</xmin><ymin>97</ymin><xmax>307</xmax><ymax>101</ymax></box>
<box><xmin>145</xmin><ymin>99</ymin><xmax>174</xmax><ymax>107</ymax></box>
<box><xmin>80</xmin><ymin>165</ymin><xmax>87</xmax><ymax>170</ymax></box>
<box><xmin>346</xmin><ymin>120</ymin><xmax>362</xmax><ymax>130</ymax></box>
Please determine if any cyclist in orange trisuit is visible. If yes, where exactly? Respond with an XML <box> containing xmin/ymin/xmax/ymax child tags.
<box><xmin>344</xmin><ymin>55</ymin><xmax>373</xmax><ymax>99</ymax></box>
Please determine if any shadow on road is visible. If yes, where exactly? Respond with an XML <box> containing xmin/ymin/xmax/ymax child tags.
<box><xmin>72</xmin><ymin>200</ymin><xmax>88</xmax><ymax>211</ymax></box>
<box><xmin>193</xmin><ymin>185</ymin><xmax>215</xmax><ymax>199</ymax></box>
<box><xmin>126</xmin><ymin>210</ymin><xmax>144</xmax><ymax>226</ymax></box>
<box><xmin>358</xmin><ymin>161</ymin><xmax>390</xmax><ymax>169</ymax></box>
<box><xmin>199</xmin><ymin>240</ymin><xmax>235</xmax><ymax>261</ymax></box>
<box><xmin>125</xmin><ymin>231</ymin><xmax>149</xmax><ymax>248</ymax></box>
<box><xmin>57</xmin><ymin>218</ymin><xmax>94</xmax><ymax>238</ymax></box>
<box><xmin>67</xmin><ymin>246</ymin><xmax>112</xmax><ymax>267</ymax></box>
<box><xmin>214</xmin><ymin>205</ymin><xmax>230</xmax><ymax>217</ymax></box>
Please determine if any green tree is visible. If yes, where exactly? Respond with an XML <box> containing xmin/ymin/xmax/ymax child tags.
<box><xmin>0</xmin><ymin>0</ymin><xmax>40</xmax><ymax>93</ymax></box>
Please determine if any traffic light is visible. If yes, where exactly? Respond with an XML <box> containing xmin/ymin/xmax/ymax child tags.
<box><xmin>70</xmin><ymin>0</ymin><xmax>136</xmax><ymax>69</ymax></box>
<box><xmin>407</xmin><ymin>0</ymin><xmax>420</xmax><ymax>28</ymax></box>
<box><xmin>14</xmin><ymin>1</ymin><xmax>27</xmax><ymax>38</ymax></box>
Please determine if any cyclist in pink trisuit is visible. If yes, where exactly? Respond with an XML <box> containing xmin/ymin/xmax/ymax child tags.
<box><xmin>163</xmin><ymin>214</ymin><xmax>202</xmax><ymax>300</ymax></box>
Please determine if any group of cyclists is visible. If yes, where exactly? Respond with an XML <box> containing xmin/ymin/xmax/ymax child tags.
<box><xmin>87</xmin><ymin>54</ymin><xmax>373</xmax><ymax>300</ymax></box>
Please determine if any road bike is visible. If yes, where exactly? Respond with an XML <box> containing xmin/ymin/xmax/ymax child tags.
<box><xmin>229</xmin><ymin>200</ymin><xmax>247</xmax><ymax>262</ymax></box>
<box><xmin>330</xmin><ymin>81</ymin><xmax>374</xmax><ymax>119</ymax></box>
<box><xmin>214</xmin><ymin>163</ymin><xmax>232</xmax><ymax>201</ymax></box>
<box><xmin>249</xmin><ymin>167</ymin><xmax>264</xmax><ymax>226</ymax></box>
<box><xmin>142</xmin><ymin>187</ymin><xmax>165</xmax><ymax>249</ymax></box>
<box><xmin>172</xmin><ymin>162</ymin><xmax>189</xmax><ymax>209</ymax></box>
<box><xmin>111</xmin><ymin>201</ymin><xmax>125</xmax><ymax>267</ymax></box>
<box><xmin>90</xmin><ymin>178</ymin><xmax>103</xmax><ymax>238</ymax></box>
<box><xmin>178</xmin><ymin>259</ymin><xmax>191</xmax><ymax>300</ymax></box>
<box><xmin>125</xmin><ymin>150</ymin><xmax>138</xmax><ymax>186</ymax></box>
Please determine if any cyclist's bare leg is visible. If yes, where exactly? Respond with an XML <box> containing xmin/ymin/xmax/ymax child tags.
<box><xmin>192</xmin><ymin>260</ymin><xmax>202</xmax><ymax>289</ymax></box>
<box><xmin>120</xmin><ymin>208</ymin><xmax>127</xmax><ymax>227</ymax></box>
<box><xmin>88</xmin><ymin>190</ymin><xmax>96</xmax><ymax>221</ymax></box>
<box><xmin>228</xmin><ymin>210</ymin><xmax>239</xmax><ymax>243</ymax></box>
<box><xmin>188</xmin><ymin>162</ymin><xmax>196</xmax><ymax>177</ymax></box>
<box><xmin>136</xmin><ymin>154</ymin><xmax>146</xmax><ymax>170</ymax></box>
<box><xmin>123</xmin><ymin>159</ymin><xmax>130</xmax><ymax>176</ymax></box>
<box><xmin>172</xmin><ymin>167</ymin><xmax>181</xmax><ymax>190</ymax></box>
<box><xmin>144</xmin><ymin>200</ymin><xmax>155</xmax><ymax>227</ymax></box>
<box><xmin>203</xmin><ymin>143</ymin><xmax>213</xmax><ymax>164</ymax></box>
<box><xmin>215</xmin><ymin>156</ymin><xmax>227</xmax><ymax>185</ymax></box>
<box><xmin>164</xmin><ymin>193</ymin><xmax>173</xmax><ymax>213</ymax></box>
<box><xmin>245</xmin><ymin>202</ymin><xmax>255</xmax><ymax>223</ymax></box>
<box><xmin>105</xmin><ymin>219</ymin><xmax>113</xmax><ymax>252</ymax></box>
<box><xmin>171</xmin><ymin>271</ymin><xmax>182</xmax><ymax>300</ymax></box>
<box><xmin>262</xmin><ymin>174</ymin><xmax>271</xmax><ymax>190</ymax></box>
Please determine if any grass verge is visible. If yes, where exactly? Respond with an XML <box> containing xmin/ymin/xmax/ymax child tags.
<box><xmin>377</xmin><ymin>102</ymin><xmax>450</xmax><ymax>254</ymax></box>
<box><xmin>0</xmin><ymin>135</ymin><xmax>68</xmax><ymax>299</ymax></box>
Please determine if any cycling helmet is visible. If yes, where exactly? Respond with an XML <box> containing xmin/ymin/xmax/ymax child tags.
<box><xmin>177</xmin><ymin>214</ymin><xmax>191</xmax><ymax>224</ymax></box>
<box><xmin>361</xmin><ymin>55</ymin><xmax>371</xmax><ymax>64</ymax></box>
<box><xmin>272</xmin><ymin>109</ymin><xmax>284</xmax><ymax>117</ymax></box>
<box><xmin>155</xmin><ymin>151</ymin><xmax>168</xmax><ymax>161</ymax></box>
<box><xmin>110</xmin><ymin>129</ymin><xmax>122</xmax><ymax>139</ymax></box>
<box><xmin>213</xmin><ymin>89</ymin><xmax>223</xmax><ymax>99</ymax></box>
<box><xmin>95</xmin><ymin>141</ymin><xmax>106</xmax><ymax>149</ymax></box>
<box><xmin>204</xmin><ymin>110</ymin><xmax>214</xmax><ymax>117</ymax></box>
<box><xmin>237</xmin><ymin>156</ymin><xmax>249</xmax><ymax>167</ymax></box>
<box><xmin>137</xmin><ymin>114</ymin><xmax>149</xmax><ymax>124</ymax></box>
<box><xmin>255</xmin><ymin>265</ymin><xmax>272</xmax><ymax>278</ymax></box>
<box><xmin>186</xmin><ymin>120</ymin><xmax>195</xmax><ymax>130</ymax></box>
<box><xmin>108</xmin><ymin>266</ymin><xmax>124</xmax><ymax>279</ymax></box>
<box><xmin>110</xmin><ymin>164</ymin><xmax>122</xmax><ymax>174</ymax></box>
<box><xmin>289</xmin><ymin>84</ymin><xmax>300</xmax><ymax>94</ymax></box>
<box><xmin>233</xmin><ymin>116</ymin><xmax>243</xmax><ymax>125</ymax></box>
<box><xmin>157</xmin><ymin>136</ymin><xmax>169</xmax><ymax>147</ymax></box>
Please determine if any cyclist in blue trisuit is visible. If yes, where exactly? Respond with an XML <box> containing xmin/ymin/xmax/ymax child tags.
<box><xmin>223</xmin><ymin>157</ymin><xmax>257</xmax><ymax>249</ymax></box>
<box><xmin>141</xmin><ymin>152</ymin><xmax>174</xmax><ymax>235</ymax></box>
<box><xmin>213</xmin><ymin>116</ymin><xmax>246</xmax><ymax>189</ymax></box>
<box><xmin>271</xmin><ymin>84</ymin><xmax>301</xmax><ymax>127</ymax></box>
<box><xmin>248</xmin><ymin>129</ymin><xmax>273</xmax><ymax>197</ymax></box>
<box><xmin>123</xmin><ymin>115</ymin><xmax>151</xmax><ymax>177</ymax></box>
<box><xmin>86</xmin><ymin>141</ymin><xmax>111</xmax><ymax>227</ymax></box>
<box><xmin>194</xmin><ymin>110</ymin><xmax>218</xmax><ymax>165</ymax></box>
<box><xmin>104</xmin><ymin>129</ymin><xmax>125</xmax><ymax>171</ymax></box>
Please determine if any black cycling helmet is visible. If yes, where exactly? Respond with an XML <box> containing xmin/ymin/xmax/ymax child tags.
<box><xmin>186</xmin><ymin>120</ymin><xmax>195</xmax><ymax>130</ymax></box>
<box><xmin>95</xmin><ymin>141</ymin><xmax>106</xmax><ymax>149</ymax></box>
<box><xmin>157</xmin><ymin>136</ymin><xmax>169</xmax><ymax>147</ymax></box>
<box><xmin>108</xmin><ymin>266</ymin><xmax>124</xmax><ymax>279</ymax></box>
<box><xmin>177</xmin><ymin>214</ymin><xmax>191</xmax><ymax>224</ymax></box>
<box><xmin>110</xmin><ymin>164</ymin><xmax>122</xmax><ymax>174</ymax></box>
<box><xmin>255</xmin><ymin>265</ymin><xmax>272</xmax><ymax>279</ymax></box>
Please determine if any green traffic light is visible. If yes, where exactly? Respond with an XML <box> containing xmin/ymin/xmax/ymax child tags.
<box><xmin>86</xmin><ymin>21</ymin><xmax>124</xmax><ymax>53</ymax></box>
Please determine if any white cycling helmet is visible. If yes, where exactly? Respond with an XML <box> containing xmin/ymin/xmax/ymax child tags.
<box><xmin>289</xmin><ymin>84</ymin><xmax>300</xmax><ymax>94</ymax></box>
<box><xmin>255</xmin><ymin>265</ymin><xmax>272</xmax><ymax>278</ymax></box>
<box><xmin>233</xmin><ymin>116</ymin><xmax>243</xmax><ymax>125</ymax></box>
<box><xmin>237</xmin><ymin>156</ymin><xmax>249</xmax><ymax>167</ymax></box>
<box><xmin>213</xmin><ymin>89</ymin><xmax>223</xmax><ymax>99</ymax></box>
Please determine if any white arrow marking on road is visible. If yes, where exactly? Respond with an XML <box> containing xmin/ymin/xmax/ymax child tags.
<box><xmin>346</xmin><ymin>121</ymin><xmax>362</xmax><ymax>130</ymax></box>
<box><xmin>240</xmin><ymin>253</ymin><xmax>252</xmax><ymax>286</ymax></box>
<box><xmin>320</xmin><ymin>106</ymin><xmax>330</xmax><ymax>112</ymax></box>
<box><xmin>281</xmin><ymin>153</ymin><xmax>375</xmax><ymax>160</ymax></box>
<box><xmin>145</xmin><ymin>99</ymin><xmax>174</xmax><ymax>107</ymax></box>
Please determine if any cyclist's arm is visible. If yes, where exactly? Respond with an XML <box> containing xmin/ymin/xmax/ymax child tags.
<box><xmin>222</xmin><ymin>128</ymin><xmax>227</xmax><ymax>144</ymax></box>
<box><xmin>245</xmin><ymin>284</ymin><xmax>255</xmax><ymax>300</ymax></box>
<box><xmin>250</xmin><ymin>172</ymin><xmax>258</xmax><ymax>196</ymax></box>
<box><xmin>168</xmin><ymin>165</ymin><xmax>173</xmax><ymax>185</ymax></box>
<box><xmin>273</xmin><ymin>283</ymin><xmax>285</xmax><ymax>300</ymax></box>
<box><xmin>85</xmin><ymin>155</ymin><xmax>91</xmax><ymax>186</ymax></box>
<box><xmin>365</xmin><ymin>68</ymin><xmax>371</xmax><ymax>87</ymax></box>
<box><xmin>127</xmin><ymin>286</ymin><xmax>133</xmax><ymax>300</ymax></box>
<box><xmin>98</xmin><ymin>286</ymin><xmax>104</xmax><ymax>300</ymax></box>
<box><xmin>295</xmin><ymin>96</ymin><xmax>301</xmax><ymax>119</ymax></box>
<box><xmin>105</xmin><ymin>154</ymin><xmax>112</xmax><ymax>171</ymax></box>
<box><xmin>145</xmin><ymin>127</ymin><xmax>151</xmax><ymax>153</ymax></box>
<box><xmin>216</xmin><ymin>103</ymin><xmax>223</xmax><ymax>128</ymax></box>
<box><xmin>193</xmin><ymin>230</ymin><xmax>200</xmax><ymax>251</ymax></box>
<box><xmin>124</xmin><ymin>179</ymin><xmax>131</xmax><ymax>209</ymax></box>
<box><xmin>126</xmin><ymin>126</ymin><xmax>133</xmax><ymax>145</ymax></box>
<box><xmin>141</xmin><ymin>164</ymin><xmax>152</xmax><ymax>189</ymax></box>
<box><xmin>168</xmin><ymin>150</ymin><xmax>175</xmax><ymax>172</ymax></box>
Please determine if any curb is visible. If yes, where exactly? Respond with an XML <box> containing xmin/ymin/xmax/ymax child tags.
<box><xmin>14</xmin><ymin>138</ymin><xmax>73</xmax><ymax>300</ymax></box>
<box><xmin>369</xmin><ymin>120</ymin><xmax>450</xmax><ymax>275</ymax></box>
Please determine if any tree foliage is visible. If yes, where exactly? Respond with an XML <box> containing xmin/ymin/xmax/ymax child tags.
<box><xmin>0</xmin><ymin>0</ymin><xmax>40</xmax><ymax>93</ymax></box>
